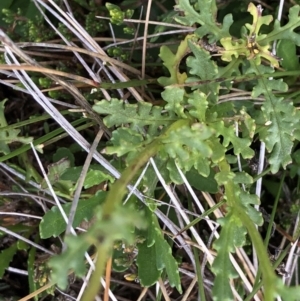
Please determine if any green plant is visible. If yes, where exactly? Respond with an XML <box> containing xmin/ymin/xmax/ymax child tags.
<box><xmin>45</xmin><ymin>1</ymin><xmax>300</xmax><ymax>300</ymax></box>
<box><xmin>2</xmin><ymin>0</ymin><xmax>300</xmax><ymax>300</ymax></box>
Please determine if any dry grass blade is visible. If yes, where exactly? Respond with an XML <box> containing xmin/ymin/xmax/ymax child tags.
<box><xmin>0</xmin><ymin>30</ymin><xmax>111</xmax><ymax>135</ymax></box>
<box><xmin>0</xmin><ymin>64</ymin><xmax>97</xmax><ymax>86</ymax></box>
<box><xmin>142</xmin><ymin>0</ymin><xmax>152</xmax><ymax>80</ymax></box>
<box><xmin>65</xmin><ymin>129</ymin><xmax>103</xmax><ymax>236</ymax></box>
<box><xmin>0</xmin><ymin>42</ymin><xmax>142</xmax><ymax>76</ymax></box>
<box><xmin>34</xmin><ymin>0</ymin><xmax>144</xmax><ymax>101</ymax></box>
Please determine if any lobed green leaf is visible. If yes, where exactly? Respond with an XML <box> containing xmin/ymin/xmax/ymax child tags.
<box><xmin>212</xmin><ymin>211</ymin><xmax>246</xmax><ymax>300</ymax></box>
<box><xmin>262</xmin><ymin>5</ymin><xmax>300</xmax><ymax>46</ymax></box>
<box><xmin>250</xmin><ymin>65</ymin><xmax>299</xmax><ymax>173</ymax></box>
<box><xmin>210</xmin><ymin>120</ymin><xmax>254</xmax><ymax>159</ymax></box>
<box><xmin>174</xmin><ymin>0</ymin><xmax>232</xmax><ymax>42</ymax></box>
<box><xmin>105</xmin><ymin>128</ymin><xmax>144</xmax><ymax>157</ymax></box>
<box><xmin>93</xmin><ymin>99</ymin><xmax>176</xmax><ymax>135</ymax></box>
<box><xmin>186</xmin><ymin>40</ymin><xmax>219</xmax><ymax>104</ymax></box>
<box><xmin>50</xmin><ymin>235</ymin><xmax>89</xmax><ymax>289</ymax></box>
<box><xmin>0</xmin><ymin>99</ymin><xmax>33</xmax><ymax>155</ymax></box>
<box><xmin>158</xmin><ymin>35</ymin><xmax>189</xmax><ymax>86</ymax></box>
<box><xmin>160</xmin><ymin>123</ymin><xmax>213</xmax><ymax>176</ymax></box>
<box><xmin>161</xmin><ymin>87</ymin><xmax>186</xmax><ymax>118</ymax></box>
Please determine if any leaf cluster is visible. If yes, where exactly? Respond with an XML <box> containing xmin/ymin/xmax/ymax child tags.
<box><xmin>89</xmin><ymin>2</ymin><xmax>300</xmax><ymax>300</ymax></box>
<box><xmin>2</xmin><ymin>1</ymin><xmax>300</xmax><ymax>300</ymax></box>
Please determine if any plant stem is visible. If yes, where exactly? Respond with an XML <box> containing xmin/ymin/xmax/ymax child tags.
<box><xmin>81</xmin><ymin>138</ymin><xmax>160</xmax><ymax>301</ymax></box>
<box><xmin>102</xmin><ymin>140</ymin><xmax>160</xmax><ymax>216</ymax></box>
<box><xmin>220</xmin><ymin>159</ymin><xmax>277</xmax><ymax>301</ymax></box>
<box><xmin>234</xmin><ymin>205</ymin><xmax>276</xmax><ymax>301</ymax></box>
<box><xmin>81</xmin><ymin>243</ymin><xmax>111</xmax><ymax>301</ymax></box>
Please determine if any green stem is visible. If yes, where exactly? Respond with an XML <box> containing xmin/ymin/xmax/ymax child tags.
<box><xmin>234</xmin><ymin>205</ymin><xmax>276</xmax><ymax>301</ymax></box>
<box><xmin>98</xmin><ymin>78</ymin><xmax>157</xmax><ymax>90</ymax></box>
<box><xmin>252</xmin><ymin>166</ymin><xmax>271</xmax><ymax>182</ymax></box>
<box><xmin>81</xmin><ymin>243</ymin><xmax>111</xmax><ymax>301</ymax></box>
<box><xmin>220</xmin><ymin>159</ymin><xmax>277</xmax><ymax>301</ymax></box>
<box><xmin>244</xmin><ymin>243</ymin><xmax>291</xmax><ymax>301</ymax></box>
<box><xmin>102</xmin><ymin>140</ymin><xmax>160</xmax><ymax>216</ymax></box>
<box><xmin>193</xmin><ymin>246</ymin><xmax>206</xmax><ymax>301</ymax></box>
<box><xmin>19</xmin><ymin>152</ymin><xmax>43</xmax><ymax>183</ymax></box>
<box><xmin>81</xmin><ymin>139</ymin><xmax>160</xmax><ymax>301</ymax></box>
<box><xmin>264</xmin><ymin>171</ymin><xmax>286</xmax><ymax>248</ymax></box>
<box><xmin>0</xmin><ymin>110</ymin><xmax>71</xmax><ymax>131</ymax></box>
